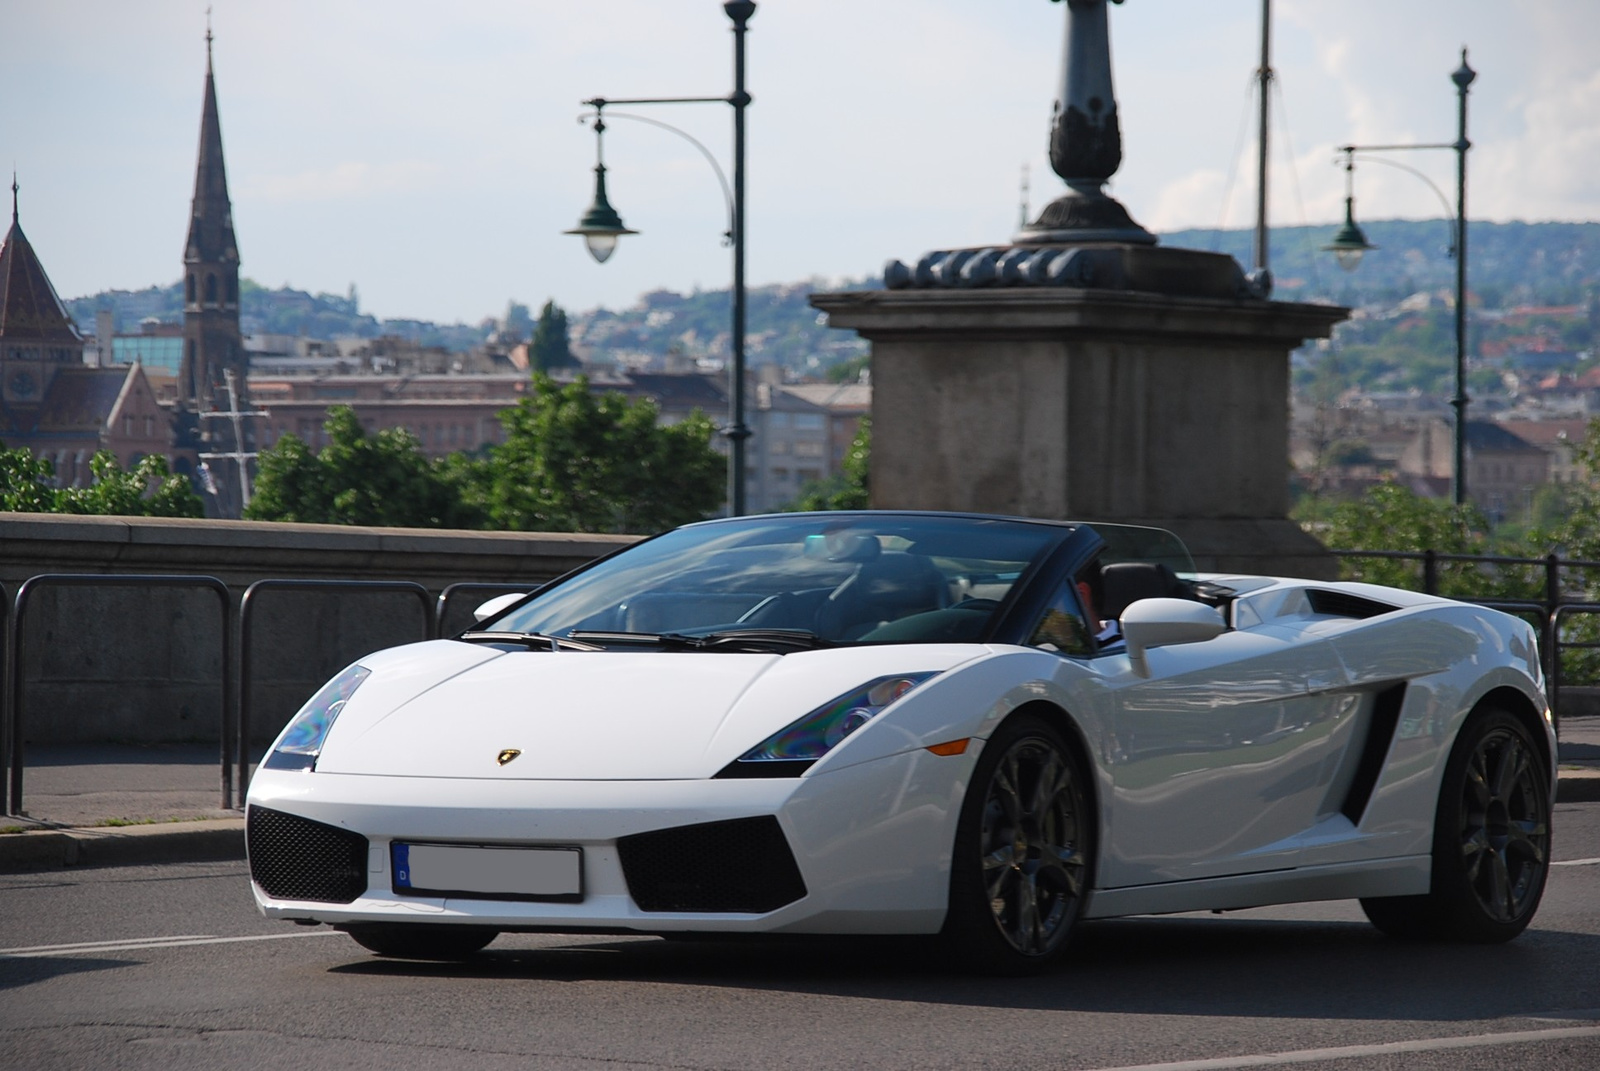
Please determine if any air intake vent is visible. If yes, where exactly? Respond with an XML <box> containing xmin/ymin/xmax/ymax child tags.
<box><xmin>617</xmin><ymin>816</ymin><xmax>807</xmax><ymax>913</ymax></box>
<box><xmin>1341</xmin><ymin>684</ymin><xmax>1408</xmax><ymax>824</ymax></box>
<box><xmin>247</xmin><ymin>806</ymin><xmax>368</xmax><ymax>904</ymax></box>
<box><xmin>1307</xmin><ymin>589</ymin><xmax>1398</xmax><ymax>620</ymax></box>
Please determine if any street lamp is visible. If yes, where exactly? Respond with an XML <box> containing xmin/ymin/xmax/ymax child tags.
<box><xmin>565</xmin><ymin>111</ymin><xmax>636</xmax><ymax>264</ymax></box>
<box><xmin>1323</xmin><ymin>48</ymin><xmax>1475</xmax><ymax>505</ymax></box>
<box><xmin>566</xmin><ymin>0</ymin><xmax>755</xmax><ymax>517</ymax></box>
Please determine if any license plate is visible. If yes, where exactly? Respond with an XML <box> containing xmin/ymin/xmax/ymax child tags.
<box><xmin>392</xmin><ymin>843</ymin><xmax>583</xmax><ymax>902</ymax></box>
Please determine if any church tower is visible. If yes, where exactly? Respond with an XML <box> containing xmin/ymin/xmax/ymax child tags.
<box><xmin>1</xmin><ymin>177</ymin><xmax>85</xmax><ymax>421</ymax></box>
<box><xmin>177</xmin><ymin>25</ymin><xmax>250</xmax><ymax>511</ymax></box>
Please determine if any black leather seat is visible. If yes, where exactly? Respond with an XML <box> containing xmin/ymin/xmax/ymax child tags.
<box><xmin>1100</xmin><ymin>561</ymin><xmax>1192</xmax><ymax>620</ymax></box>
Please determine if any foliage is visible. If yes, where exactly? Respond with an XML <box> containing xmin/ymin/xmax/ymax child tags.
<box><xmin>471</xmin><ymin>375</ymin><xmax>723</xmax><ymax>534</ymax></box>
<box><xmin>0</xmin><ymin>443</ymin><xmax>203</xmax><ymax>517</ymax></box>
<box><xmin>0</xmin><ymin>444</ymin><xmax>58</xmax><ymax>511</ymax></box>
<box><xmin>1306</xmin><ymin>482</ymin><xmax>1532</xmax><ymax>600</ymax></box>
<box><xmin>529</xmin><ymin>300</ymin><xmax>579</xmax><ymax>372</ymax></box>
<box><xmin>245</xmin><ymin>406</ymin><xmax>482</xmax><ymax>528</ymax></box>
<box><xmin>57</xmin><ymin>453</ymin><xmax>205</xmax><ymax>517</ymax></box>
<box><xmin>791</xmin><ymin>418</ymin><xmax>870</xmax><ymax>512</ymax></box>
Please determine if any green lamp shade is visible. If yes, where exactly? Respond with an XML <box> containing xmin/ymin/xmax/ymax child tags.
<box><xmin>565</xmin><ymin>164</ymin><xmax>637</xmax><ymax>264</ymax></box>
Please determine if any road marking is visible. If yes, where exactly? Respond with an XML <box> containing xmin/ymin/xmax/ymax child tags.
<box><xmin>1</xmin><ymin>930</ymin><xmax>342</xmax><ymax>959</ymax></box>
<box><xmin>1553</xmin><ymin>856</ymin><xmax>1600</xmax><ymax>866</ymax></box>
<box><xmin>1084</xmin><ymin>1025</ymin><xmax>1600</xmax><ymax>1071</ymax></box>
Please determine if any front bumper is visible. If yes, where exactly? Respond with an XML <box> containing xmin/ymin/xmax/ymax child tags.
<box><xmin>245</xmin><ymin>747</ymin><xmax>968</xmax><ymax>935</ymax></box>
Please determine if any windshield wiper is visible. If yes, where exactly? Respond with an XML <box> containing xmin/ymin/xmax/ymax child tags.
<box><xmin>457</xmin><ymin>630</ymin><xmax>605</xmax><ymax>652</ymax></box>
<box><xmin>569</xmin><ymin>628</ymin><xmax>829</xmax><ymax>653</ymax></box>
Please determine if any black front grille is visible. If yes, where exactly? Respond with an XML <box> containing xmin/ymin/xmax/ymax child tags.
<box><xmin>247</xmin><ymin>805</ymin><xmax>368</xmax><ymax>904</ymax></box>
<box><xmin>617</xmin><ymin>816</ymin><xmax>807</xmax><ymax>914</ymax></box>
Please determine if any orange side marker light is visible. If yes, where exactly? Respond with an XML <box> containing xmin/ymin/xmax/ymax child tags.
<box><xmin>925</xmin><ymin>738</ymin><xmax>970</xmax><ymax>756</ymax></box>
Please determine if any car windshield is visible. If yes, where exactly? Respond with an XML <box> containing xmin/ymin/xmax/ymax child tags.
<box><xmin>485</xmin><ymin>514</ymin><xmax>1068</xmax><ymax>647</ymax></box>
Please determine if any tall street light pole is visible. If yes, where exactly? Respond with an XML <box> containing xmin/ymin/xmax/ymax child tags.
<box><xmin>566</xmin><ymin>1</ymin><xmax>755</xmax><ymax>517</ymax></box>
<box><xmin>1324</xmin><ymin>49</ymin><xmax>1475</xmax><ymax>505</ymax></box>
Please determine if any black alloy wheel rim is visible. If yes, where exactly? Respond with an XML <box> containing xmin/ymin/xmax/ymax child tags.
<box><xmin>1459</xmin><ymin>726</ymin><xmax>1548</xmax><ymax>923</ymax></box>
<box><xmin>979</xmin><ymin>736</ymin><xmax>1087</xmax><ymax>956</ymax></box>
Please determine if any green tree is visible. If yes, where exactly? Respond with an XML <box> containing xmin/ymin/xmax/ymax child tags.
<box><xmin>1309</xmin><ymin>482</ymin><xmax>1509</xmax><ymax>598</ymax></box>
<box><xmin>529</xmin><ymin>299</ymin><xmax>579</xmax><ymax>373</ymax></box>
<box><xmin>792</xmin><ymin>417</ymin><xmax>870</xmax><ymax>511</ymax></box>
<box><xmin>57</xmin><ymin>453</ymin><xmax>204</xmax><ymax>517</ymax></box>
<box><xmin>1530</xmin><ymin>420</ymin><xmax>1600</xmax><ymax>567</ymax></box>
<box><xmin>0</xmin><ymin>443</ymin><xmax>202</xmax><ymax>517</ymax></box>
<box><xmin>474</xmin><ymin>374</ymin><xmax>722</xmax><ymax>533</ymax></box>
<box><xmin>245</xmin><ymin>406</ymin><xmax>481</xmax><ymax>528</ymax></box>
<box><xmin>0</xmin><ymin>443</ymin><xmax>59</xmax><ymax>511</ymax></box>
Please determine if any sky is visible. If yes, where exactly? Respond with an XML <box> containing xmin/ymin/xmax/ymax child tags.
<box><xmin>3</xmin><ymin>0</ymin><xmax>1598</xmax><ymax>325</ymax></box>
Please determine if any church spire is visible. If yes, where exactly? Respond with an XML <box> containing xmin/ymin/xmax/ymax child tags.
<box><xmin>184</xmin><ymin>22</ymin><xmax>238</xmax><ymax>269</ymax></box>
<box><xmin>178</xmin><ymin>18</ymin><xmax>246</xmax><ymax>478</ymax></box>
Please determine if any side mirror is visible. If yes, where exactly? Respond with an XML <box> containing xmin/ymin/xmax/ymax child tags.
<box><xmin>473</xmin><ymin>592</ymin><xmax>528</xmax><ymax>623</ymax></box>
<box><xmin>1121</xmin><ymin>598</ymin><xmax>1226</xmax><ymax>678</ymax></box>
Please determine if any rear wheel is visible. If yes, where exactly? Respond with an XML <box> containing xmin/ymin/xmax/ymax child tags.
<box><xmin>1361</xmin><ymin>707</ymin><xmax>1550</xmax><ymax>942</ymax></box>
<box><xmin>943</xmin><ymin>713</ymin><xmax>1093</xmax><ymax>974</ymax></box>
<box><xmin>344</xmin><ymin>923</ymin><xmax>499</xmax><ymax>960</ymax></box>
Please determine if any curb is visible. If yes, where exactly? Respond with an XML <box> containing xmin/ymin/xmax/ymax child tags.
<box><xmin>0</xmin><ymin>818</ymin><xmax>244</xmax><ymax>873</ymax></box>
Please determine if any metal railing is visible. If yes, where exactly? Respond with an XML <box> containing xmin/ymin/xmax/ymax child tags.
<box><xmin>4</xmin><ymin>550</ymin><xmax>1593</xmax><ymax>816</ymax></box>
<box><xmin>237</xmin><ymin>579</ymin><xmax>434</xmax><ymax>806</ymax></box>
<box><xmin>435</xmin><ymin>582</ymin><xmax>539</xmax><ymax>639</ymax></box>
<box><xmin>0</xmin><ymin>572</ymin><xmax>543</xmax><ymax>817</ymax></box>
<box><xmin>5</xmin><ymin>574</ymin><xmax>233</xmax><ymax>817</ymax></box>
<box><xmin>1331</xmin><ymin>548</ymin><xmax>1600</xmax><ymax>732</ymax></box>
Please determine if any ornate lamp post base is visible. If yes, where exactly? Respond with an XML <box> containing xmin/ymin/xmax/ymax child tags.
<box><xmin>1016</xmin><ymin>181</ymin><xmax>1157</xmax><ymax>246</ymax></box>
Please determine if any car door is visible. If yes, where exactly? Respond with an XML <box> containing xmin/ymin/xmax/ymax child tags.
<box><xmin>1092</xmin><ymin>624</ymin><xmax>1359</xmax><ymax>887</ymax></box>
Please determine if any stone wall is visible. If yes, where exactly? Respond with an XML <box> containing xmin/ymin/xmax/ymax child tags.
<box><xmin>0</xmin><ymin>514</ymin><xmax>633</xmax><ymax>747</ymax></box>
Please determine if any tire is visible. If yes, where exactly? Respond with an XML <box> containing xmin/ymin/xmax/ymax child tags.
<box><xmin>1361</xmin><ymin>706</ymin><xmax>1551</xmax><ymax>943</ymax></box>
<box><xmin>943</xmin><ymin>713</ymin><xmax>1094</xmax><ymax>974</ymax></box>
<box><xmin>343</xmin><ymin>923</ymin><xmax>499</xmax><ymax>960</ymax></box>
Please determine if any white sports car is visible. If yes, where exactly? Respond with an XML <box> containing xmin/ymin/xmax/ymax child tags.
<box><xmin>245</xmin><ymin>511</ymin><xmax>1555</xmax><ymax>972</ymax></box>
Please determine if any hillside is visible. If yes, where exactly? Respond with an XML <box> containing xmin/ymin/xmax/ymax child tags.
<box><xmin>64</xmin><ymin>221</ymin><xmax>1598</xmax><ymax>380</ymax></box>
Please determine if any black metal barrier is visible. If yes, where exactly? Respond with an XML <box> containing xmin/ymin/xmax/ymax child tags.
<box><xmin>1551</xmin><ymin>603</ymin><xmax>1600</xmax><ymax>731</ymax></box>
<box><xmin>6</xmin><ymin>575</ymin><xmax>233</xmax><ymax>817</ymax></box>
<box><xmin>237</xmin><ymin>579</ymin><xmax>433</xmax><ymax>806</ymax></box>
<box><xmin>435</xmin><ymin>582</ymin><xmax>539</xmax><ymax>638</ymax></box>
<box><xmin>1</xmin><ymin>582</ymin><xmax>9</xmax><ymax>815</ymax></box>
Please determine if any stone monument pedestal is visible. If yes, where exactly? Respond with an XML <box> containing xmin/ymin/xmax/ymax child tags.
<box><xmin>811</xmin><ymin>279</ymin><xmax>1347</xmax><ymax>579</ymax></box>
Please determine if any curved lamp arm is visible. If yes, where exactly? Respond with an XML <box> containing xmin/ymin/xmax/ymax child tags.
<box><xmin>1347</xmin><ymin>152</ymin><xmax>1458</xmax><ymax>256</ymax></box>
<box><xmin>582</xmin><ymin>109</ymin><xmax>736</xmax><ymax>246</ymax></box>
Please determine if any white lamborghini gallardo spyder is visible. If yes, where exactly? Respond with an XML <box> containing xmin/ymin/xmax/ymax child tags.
<box><xmin>246</xmin><ymin>512</ymin><xmax>1554</xmax><ymax>972</ymax></box>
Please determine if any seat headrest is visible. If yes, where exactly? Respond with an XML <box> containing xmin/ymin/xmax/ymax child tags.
<box><xmin>1100</xmin><ymin>561</ymin><xmax>1191</xmax><ymax>619</ymax></box>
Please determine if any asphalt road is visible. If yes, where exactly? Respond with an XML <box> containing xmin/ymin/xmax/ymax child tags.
<box><xmin>4</xmin><ymin>800</ymin><xmax>1600</xmax><ymax>1071</ymax></box>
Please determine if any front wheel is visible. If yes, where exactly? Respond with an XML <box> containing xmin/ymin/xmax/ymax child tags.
<box><xmin>343</xmin><ymin>923</ymin><xmax>499</xmax><ymax>960</ymax></box>
<box><xmin>1361</xmin><ymin>706</ymin><xmax>1550</xmax><ymax>943</ymax></box>
<box><xmin>943</xmin><ymin>713</ymin><xmax>1094</xmax><ymax>974</ymax></box>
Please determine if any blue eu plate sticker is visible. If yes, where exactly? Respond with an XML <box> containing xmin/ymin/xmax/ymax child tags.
<box><xmin>392</xmin><ymin>843</ymin><xmax>411</xmax><ymax>888</ymax></box>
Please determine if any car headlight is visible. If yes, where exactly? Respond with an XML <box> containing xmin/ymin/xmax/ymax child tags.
<box><xmin>262</xmin><ymin>665</ymin><xmax>370</xmax><ymax>771</ymax></box>
<box><xmin>716</xmin><ymin>673</ymin><xmax>938</xmax><ymax>779</ymax></box>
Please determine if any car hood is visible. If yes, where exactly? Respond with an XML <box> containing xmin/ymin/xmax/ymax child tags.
<box><xmin>310</xmin><ymin>639</ymin><xmax>980</xmax><ymax>780</ymax></box>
